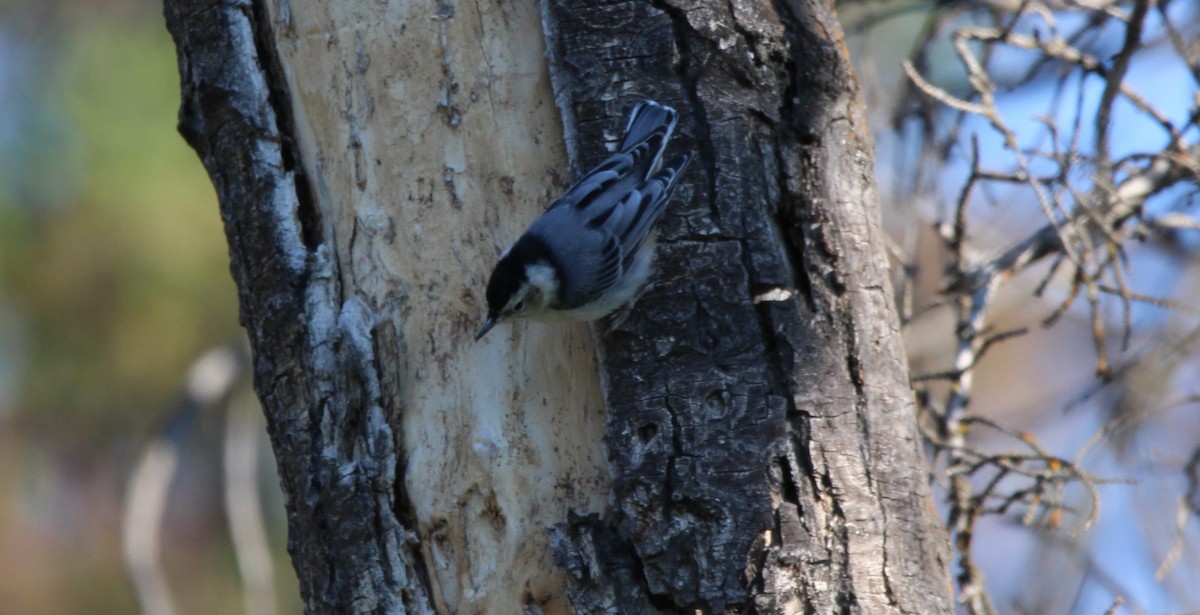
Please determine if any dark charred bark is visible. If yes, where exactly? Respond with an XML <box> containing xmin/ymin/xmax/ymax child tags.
<box><xmin>543</xmin><ymin>0</ymin><xmax>953</xmax><ymax>613</ymax></box>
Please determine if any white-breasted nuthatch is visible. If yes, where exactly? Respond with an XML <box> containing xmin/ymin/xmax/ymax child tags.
<box><xmin>476</xmin><ymin>100</ymin><xmax>694</xmax><ymax>341</ymax></box>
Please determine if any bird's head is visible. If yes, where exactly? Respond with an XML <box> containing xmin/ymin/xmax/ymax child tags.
<box><xmin>476</xmin><ymin>236</ymin><xmax>560</xmax><ymax>340</ymax></box>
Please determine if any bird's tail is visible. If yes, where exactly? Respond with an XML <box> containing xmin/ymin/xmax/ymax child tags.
<box><xmin>620</xmin><ymin>100</ymin><xmax>679</xmax><ymax>153</ymax></box>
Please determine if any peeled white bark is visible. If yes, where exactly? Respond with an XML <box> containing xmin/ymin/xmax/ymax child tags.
<box><xmin>261</xmin><ymin>1</ymin><xmax>610</xmax><ymax>612</ymax></box>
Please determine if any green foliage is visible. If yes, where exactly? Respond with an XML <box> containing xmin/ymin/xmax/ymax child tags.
<box><xmin>0</xmin><ymin>7</ymin><xmax>299</xmax><ymax>615</ymax></box>
<box><xmin>5</xmin><ymin>12</ymin><xmax>241</xmax><ymax>439</ymax></box>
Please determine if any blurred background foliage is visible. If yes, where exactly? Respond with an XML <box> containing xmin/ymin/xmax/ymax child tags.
<box><xmin>0</xmin><ymin>0</ymin><xmax>298</xmax><ymax>612</ymax></box>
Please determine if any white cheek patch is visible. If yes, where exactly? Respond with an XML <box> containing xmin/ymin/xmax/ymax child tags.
<box><xmin>524</xmin><ymin>262</ymin><xmax>559</xmax><ymax>305</ymax></box>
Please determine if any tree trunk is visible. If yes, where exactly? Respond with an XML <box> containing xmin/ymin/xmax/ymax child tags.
<box><xmin>164</xmin><ymin>0</ymin><xmax>953</xmax><ymax>612</ymax></box>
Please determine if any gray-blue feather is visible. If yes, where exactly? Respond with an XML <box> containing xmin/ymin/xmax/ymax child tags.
<box><xmin>527</xmin><ymin>100</ymin><xmax>693</xmax><ymax>309</ymax></box>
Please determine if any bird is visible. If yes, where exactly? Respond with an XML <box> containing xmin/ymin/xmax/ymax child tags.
<box><xmin>475</xmin><ymin>100</ymin><xmax>694</xmax><ymax>341</ymax></box>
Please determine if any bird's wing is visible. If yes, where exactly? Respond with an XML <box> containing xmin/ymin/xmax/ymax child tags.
<box><xmin>547</xmin><ymin>130</ymin><xmax>665</xmax><ymax>219</ymax></box>
<box><xmin>607</xmin><ymin>152</ymin><xmax>694</xmax><ymax>265</ymax></box>
<box><xmin>537</xmin><ymin>101</ymin><xmax>691</xmax><ymax>309</ymax></box>
<box><xmin>547</xmin><ymin>100</ymin><xmax>679</xmax><ymax>218</ymax></box>
<box><xmin>561</xmin><ymin>151</ymin><xmax>694</xmax><ymax>308</ymax></box>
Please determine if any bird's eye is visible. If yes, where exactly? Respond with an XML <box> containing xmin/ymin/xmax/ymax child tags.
<box><xmin>513</xmin><ymin>300</ymin><xmax>525</xmax><ymax>312</ymax></box>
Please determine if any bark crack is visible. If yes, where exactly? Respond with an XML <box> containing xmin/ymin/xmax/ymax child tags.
<box><xmin>537</xmin><ymin>0</ymin><xmax>953</xmax><ymax>612</ymax></box>
<box><xmin>247</xmin><ymin>0</ymin><xmax>323</xmax><ymax>254</ymax></box>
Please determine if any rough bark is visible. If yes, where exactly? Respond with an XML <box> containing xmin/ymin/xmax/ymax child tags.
<box><xmin>164</xmin><ymin>0</ymin><xmax>954</xmax><ymax>612</ymax></box>
<box><xmin>543</xmin><ymin>0</ymin><xmax>954</xmax><ymax>613</ymax></box>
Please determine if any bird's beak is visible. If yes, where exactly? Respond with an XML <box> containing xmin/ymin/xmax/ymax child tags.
<box><xmin>475</xmin><ymin>314</ymin><xmax>498</xmax><ymax>341</ymax></box>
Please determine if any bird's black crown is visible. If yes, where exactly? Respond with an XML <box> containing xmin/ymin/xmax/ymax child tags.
<box><xmin>485</xmin><ymin>234</ymin><xmax>563</xmax><ymax>313</ymax></box>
